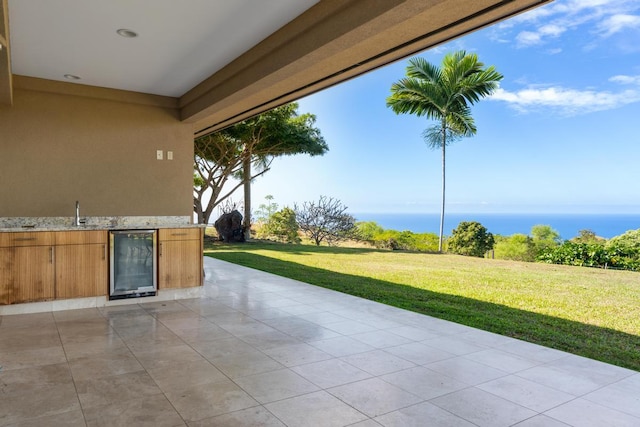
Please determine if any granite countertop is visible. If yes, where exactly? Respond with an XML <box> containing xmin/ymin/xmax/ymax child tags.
<box><xmin>0</xmin><ymin>216</ymin><xmax>207</xmax><ymax>233</ymax></box>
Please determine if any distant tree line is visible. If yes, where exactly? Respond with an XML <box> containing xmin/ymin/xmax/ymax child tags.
<box><xmin>248</xmin><ymin>195</ymin><xmax>640</xmax><ymax>271</ymax></box>
<box><xmin>356</xmin><ymin>221</ymin><xmax>440</xmax><ymax>252</ymax></box>
<box><xmin>536</xmin><ymin>229</ymin><xmax>640</xmax><ymax>271</ymax></box>
<box><xmin>455</xmin><ymin>222</ymin><xmax>640</xmax><ymax>271</ymax></box>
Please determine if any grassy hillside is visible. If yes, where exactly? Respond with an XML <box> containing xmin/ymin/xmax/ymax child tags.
<box><xmin>205</xmin><ymin>241</ymin><xmax>640</xmax><ymax>370</ymax></box>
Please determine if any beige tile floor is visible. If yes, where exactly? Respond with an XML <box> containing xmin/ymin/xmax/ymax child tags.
<box><xmin>1</xmin><ymin>257</ymin><xmax>639</xmax><ymax>426</ymax></box>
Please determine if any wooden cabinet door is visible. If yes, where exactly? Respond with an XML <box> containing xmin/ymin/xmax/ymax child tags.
<box><xmin>56</xmin><ymin>243</ymin><xmax>108</xmax><ymax>299</ymax></box>
<box><xmin>158</xmin><ymin>239</ymin><xmax>202</xmax><ymax>289</ymax></box>
<box><xmin>13</xmin><ymin>246</ymin><xmax>55</xmax><ymax>303</ymax></box>
<box><xmin>0</xmin><ymin>248</ymin><xmax>14</xmax><ymax>305</ymax></box>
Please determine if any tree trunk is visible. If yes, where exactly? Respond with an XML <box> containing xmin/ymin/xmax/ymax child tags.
<box><xmin>243</xmin><ymin>155</ymin><xmax>252</xmax><ymax>241</ymax></box>
<box><xmin>198</xmin><ymin>186</ymin><xmax>218</xmax><ymax>226</ymax></box>
<box><xmin>193</xmin><ymin>196</ymin><xmax>204</xmax><ymax>224</ymax></box>
<box><xmin>203</xmin><ymin>198</ymin><xmax>215</xmax><ymax>226</ymax></box>
<box><xmin>439</xmin><ymin>124</ymin><xmax>446</xmax><ymax>253</ymax></box>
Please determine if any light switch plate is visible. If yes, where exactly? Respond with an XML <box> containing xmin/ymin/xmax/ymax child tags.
<box><xmin>167</xmin><ymin>151</ymin><xmax>173</xmax><ymax>160</ymax></box>
<box><xmin>156</xmin><ymin>150</ymin><xmax>163</xmax><ymax>160</ymax></box>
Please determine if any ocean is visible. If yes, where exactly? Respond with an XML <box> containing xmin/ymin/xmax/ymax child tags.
<box><xmin>352</xmin><ymin>212</ymin><xmax>640</xmax><ymax>240</ymax></box>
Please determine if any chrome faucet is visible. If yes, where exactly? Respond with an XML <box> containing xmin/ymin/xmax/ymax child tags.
<box><xmin>75</xmin><ymin>201</ymin><xmax>80</xmax><ymax>226</ymax></box>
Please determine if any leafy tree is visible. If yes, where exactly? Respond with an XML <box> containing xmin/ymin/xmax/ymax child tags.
<box><xmin>260</xmin><ymin>207</ymin><xmax>301</xmax><ymax>244</ymax></box>
<box><xmin>448</xmin><ymin>221</ymin><xmax>494</xmax><ymax>257</ymax></box>
<box><xmin>356</xmin><ymin>221</ymin><xmax>385</xmax><ymax>241</ymax></box>
<box><xmin>494</xmin><ymin>234</ymin><xmax>536</xmax><ymax>261</ymax></box>
<box><xmin>530</xmin><ymin>224</ymin><xmax>562</xmax><ymax>255</ymax></box>
<box><xmin>605</xmin><ymin>229</ymin><xmax>640</xmax><ymax>270</ymax></box>
<box><xmin>194</xmin><ymin>103</ymin><xmax>328</xmax><ymax>226</ymax></box>
<box><xmin>194</xmin><ymin>132</ymin><xmax>244</xmax><ymax>225</ymax></box>
<box><xmin>294</xmin><ymin>196</ymin><xmax>357</xmax><ymax>246</ymax></box>
<box><xmin>254</xmin><ymin>195</ymin><xmax>278</xmax><ymax>223</ymax></box>
<box><xmin>606</xmin><ymin>229</ymin><xmax>640</xmax><ymax>254</ymax></box>
<box><xmin>387</xmin><ymin>51</ymin><xmax>502</xmax><ymax>252</ymax></box>
<box><xmin>571</xmin><ymin>229</ymin><xmax>605</xmax><ymax>244</ymax></box>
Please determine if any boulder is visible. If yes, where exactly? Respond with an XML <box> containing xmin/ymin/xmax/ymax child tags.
<box><xmin>214</xmin><ymin>210</ymin><xmax>245</xmax><ymax>242</ymax></box>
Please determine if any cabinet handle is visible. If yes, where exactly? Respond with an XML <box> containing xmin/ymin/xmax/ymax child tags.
<box><xmin>171</xmin><ymin>232</ymin><xmax>188</xmax><ymax>236</ymax></box>
<box><xmin>102</xmin><ymin>244</ymin><xmax>106</xmax><ymax>260</ymax></box>
<box><xmin>15</xmin><ymin>237</ymin><xmax>37</xmax><ymax>241</ymax></box>
<box><xmin>159</xmin><ymin>242</ymin><xmax>162</xmax><ymax>256</ymax></box>
<box><xmin>49</xmin><ymin>246</ymin><xmax>54</xmax><ymax>264</ymax></box>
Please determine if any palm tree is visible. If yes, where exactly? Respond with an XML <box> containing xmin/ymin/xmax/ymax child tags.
<box><xmin>386</xmin><ymin>51</ymin><xmax>503</xmax><ymax>252</ymax></box>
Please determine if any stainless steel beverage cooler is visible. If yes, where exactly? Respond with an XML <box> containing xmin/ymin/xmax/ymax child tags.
<box><xmin>109</xmin><ymin>230</ymin><xmax>157</xmax><ymax>299</ymax></box>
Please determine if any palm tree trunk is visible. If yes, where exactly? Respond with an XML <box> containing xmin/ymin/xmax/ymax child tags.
<box><xmin>439</xmin><ymin>123</ymin><xmax>446</xmax><ymax>252</ymax></box>
<box><xmin>242</xmin><ymin>155</ymin><xmax>251</xmax><ymax>241</ymax></box>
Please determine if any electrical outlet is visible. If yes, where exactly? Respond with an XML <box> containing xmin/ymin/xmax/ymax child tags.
<box><xmin>167</xmin><ymin>151</ymin><xmax>173</xmax><ymax>160</ymax></box>
<box><xmin>156</xmin><ymin>150</ymin><xmax>163</xmax><ymax>160</ymax></box>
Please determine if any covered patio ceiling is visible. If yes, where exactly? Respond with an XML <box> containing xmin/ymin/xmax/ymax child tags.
<box><xmin>0</xmin><ymin>0</ymin><xmax>551</xmax><ymax>135</ymax></box>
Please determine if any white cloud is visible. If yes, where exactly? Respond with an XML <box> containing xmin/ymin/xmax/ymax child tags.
<box><xmin>539</xmin><ymin>24</ymin><xmax>567</xmax><ymax>37</ymax></box>
<box><xmin>597</xmin><ymin>14</ymin><xmax>640</xmax><ymax>37</ymax></box>
<box><xmin>562</xmin><ymin>0</ymin><xmax>618</xmax><ymax>12</ymax></box>
<box><xmin>515</xmin><ymin>31</ymin><xmax>542</xmax><ymax>47</ymax></box>
<box><xmin>516</xmin><ymin>23</ymin><xmax>567</xmax><ymax>47</ymax></box>
<box><xmin>610</xmin><ymin>74</ymin><xmax>640</xmax><ymax>85</ymax></box>
<box><xmin>501</xmin><ymin>0</ymin><xmax>640</xmax><ymax>49</ymax></box>
<box><xmin>490</xmin><ymin>77</ymin><xmax>640</xmax><ymax>115</ymax></box>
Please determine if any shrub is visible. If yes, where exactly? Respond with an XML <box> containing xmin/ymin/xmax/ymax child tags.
<box><xmin>530</xmin><ymin>224</ymin><xmax>562</xmax><ymax>255</ymax></box>
<box><xmin>538</xmin><ymin>230</ymin><xmax>640</xmax><ymax>271</ymax></box>
<box><xmin>393</xmin><ymin>230</ymin><xmax>439</xmax><ymax>252</ymax></box>
<box><xmin>606</xmin><ymin>229</ymin><xmax>640</xmax><ymax>255</ymax></box>
<box><xmin>605</xmin><ymin>229</ymin><xmax>640</xmax><ymax>271</ymax></box>
<box><xmin>537</xmin><ymin>242</ymin><xmax>610</xmax><ymax>268</ymax></box>
<box><xmin>571</xmin><ymin>229</ymin><xmax>606</xmax><ymax>244</ymax></box>
<box><xmin>356</xmin><ymin>221</ymin><xmax>385</xmax><ymax>241</ymax></box>
<box><xmin>448</xmin><ymin>221</ymin><xmax>494</xmax><ymax>257</ymax></box>
<box><xmin>260</xmin><ymin>207</ymin><xmax>301</xmax><ymax>244</ymax></box>
<box><xmin>494</xmin><ymin>233</ymin><xmax>536</xmax><ymax>261</ymax></box>
<box><xmin>359</xmin><ymin>226</ymin><xmax>439</xmax><ymax>252</ymax></box>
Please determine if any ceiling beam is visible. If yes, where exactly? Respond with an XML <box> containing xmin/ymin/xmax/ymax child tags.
<box><xmin>0</xmin><ymin>0</ymin><xmax>12</xmax><ymax>106</ymax></box>
<box><xmin>183</xmin><ymin>0</ymin><xmax>552</xmax><ymax>136</ymax></box>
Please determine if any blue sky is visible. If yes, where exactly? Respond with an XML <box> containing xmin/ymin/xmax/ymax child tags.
<box><xmin>249</xmin><ymin>0</ymin><xmax>640</xmax><ymax>215</ymax></box>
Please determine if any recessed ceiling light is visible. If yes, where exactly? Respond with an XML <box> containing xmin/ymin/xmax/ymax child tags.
<box><xmin>116</xmin><ymin>29</ymin><xmax>138</xmax><ymax>38</ymax></box>
<box><xmin>64</xmin><ymin>74</ymin><xmax>81</xmax><ymax>80</ymax></box>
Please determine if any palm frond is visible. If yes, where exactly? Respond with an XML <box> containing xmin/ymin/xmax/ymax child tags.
<box><xmin>387</xmin><ymin>77</ymin><xmax>447</xmax><ymax>118</ymax></box>
<box><xmin>388</xmin><ymin>50</ymin><xmax>501</xmax><ymax>144</ymax></box>
<box><xmin>406</xmin><ymin>57</ymin><xmax>442</xmax><ymax>84</ymax></box>
<box><xmin>422</xmin><ymin>124</ymin><xmax>464</xmax><ymax>150</ymax></box>
<box><xmin>447</xmin><ymin>108</ymin><xmax>476</xmax><ymax>137</ymax></box>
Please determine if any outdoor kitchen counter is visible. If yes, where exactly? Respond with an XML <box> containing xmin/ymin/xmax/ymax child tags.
<box><xmin>0</xmin><ymin>221</ymin><xmax>205</xmax><ymax>306</ymax></box>
<box><xmin>0</xmin><ymin>224</ymin><xmax>206</xmax><ymax>232</ymax></box>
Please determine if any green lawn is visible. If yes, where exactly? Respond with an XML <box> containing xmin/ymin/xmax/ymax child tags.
<box><xmin>205</xmin><ymin>241</ymin><xmax>640</xmax><ymax>371</ymax></box>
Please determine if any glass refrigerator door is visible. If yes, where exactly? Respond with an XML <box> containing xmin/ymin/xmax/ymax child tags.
<box><xmin>110</xmin><ymin>231</ymin><xmax>157</xmax><ymax>297</ymax></box>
